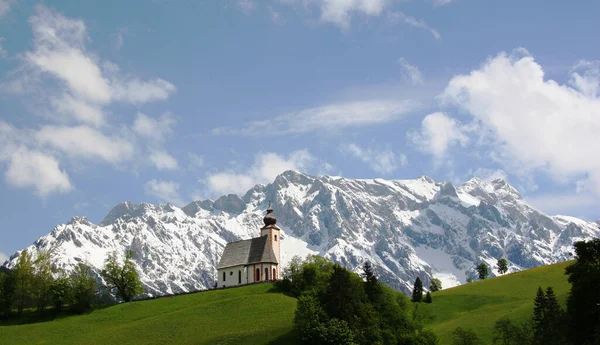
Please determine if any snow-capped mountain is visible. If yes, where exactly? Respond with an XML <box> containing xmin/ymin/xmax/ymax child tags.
<box><xmin>3</xmin><ymin>170</ymin><xmax>599</xmax><ymax>296</ymax></box>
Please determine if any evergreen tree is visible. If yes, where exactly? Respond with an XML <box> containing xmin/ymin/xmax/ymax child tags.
<box><xmin>476</xmin><ymin>263</ymin><xmax>489</xmax><ymax>280</ymax></box>
<box><xmin>412</xmin><ymin>277</ymin><xmax>424</xmax><ymax>302</ymax></box>
<box><xmin>429</xmin><ymin>278</ymin><xmax>442</xmax><ymax>292</ymax></box>
<box><xmin>532</xmin><ymin>286</ymin><xmax>566</xmax><ymax>345</ymax></box>
<box><xmin>565</xmin><ymin>239</ymin><xmax>600</xmax><ymax>344</ymax></box>
<box><xmin>32</xmin><ymin>250</ymin><xmax>54</xmax><ymax>313</ymax></box>
<box><xmin>0</xmin><ymin>270</ymin><xmax>16</xmax><ymax>318</ymax></box>
<box><xmin>424</xmin><ymin>291</ymin><xmax>432</xmax><ymax>303</ymax></box>
<box><xmin>13</xmin><ymin>250</ymin><xmax>34</xmax><ymax>315</ymax></box>
<box><xmin>362</xmin><ymin>261</ymin><xmax>380</xmax><ymax>303</ymax></box>
<box><xmin>100</xmin><ymin>250</ymin><xmax>143</xmax><ymax>302</ymax></box>
<box><xmin>492</xmin><ymin>317</ymin><xmax>520</xmax><ymax>345</ymax></box>
<box><xmin>497</xmin><ymin>258</ymin><xmax>508</xmax><ymax>275</ymax></box>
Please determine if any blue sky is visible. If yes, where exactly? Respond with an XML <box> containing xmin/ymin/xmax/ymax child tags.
<box><xmin>1</xmin><ymin>0</ymin><xmax>599</xmax><ymax>259</ymax></box>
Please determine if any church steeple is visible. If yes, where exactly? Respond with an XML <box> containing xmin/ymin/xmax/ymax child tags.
<box><xmin>263</xmin><ymin>201</ymin><xmax>277</xmax><ymax>226</ymax></box>
<box><xmin>260</xmin><ymin>202</ymin><xmax>280</xmax><ymax>280</ymax></box>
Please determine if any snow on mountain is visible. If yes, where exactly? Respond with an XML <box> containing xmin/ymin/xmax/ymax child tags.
<box><xmin>3</xmin><ymin>171</ymin><xmax>599</xmax><ymax>296</ymax></box>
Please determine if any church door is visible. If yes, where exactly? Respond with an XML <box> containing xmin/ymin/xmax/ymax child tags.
<box><xmin>273</xmin><ymin>268</ymin><xmax>276</xmax><ymax>280</ymax></box>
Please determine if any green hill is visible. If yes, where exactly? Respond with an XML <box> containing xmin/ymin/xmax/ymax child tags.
<box><xmin>0</xmin><ymin>283</ymin><xmax>297</xmax><ymax>345</ymax></box>
<box><xmin>419</xmin><ymin>260</ymin><xmax>572</xmax><ymax>345</ymax></box>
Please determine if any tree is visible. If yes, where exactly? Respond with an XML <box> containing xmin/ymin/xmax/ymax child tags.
<box><xmin>493</xmin><ymin>316</ymin><xmax>520</xmax><ymax>345</ymax></box>
<box><xmin>452</xmin><ymin>327</ymin><xmax>483</xmax><ymax>345</ymax></box>
<box><xmin>0</xmin><ymin>270</ymin><xmax>16</xmax><ymax>318</ymax></box>
<box><xmin>71</xmin><ymin>263</ymin><xmax>97</xmax><ymax>313</ymax></box>
<box><xmin>100</xmin><ymin>250</ymin><xmax>143</xmax><ymax>302</ymax></box>
<box><xmin>50</xmin><ymin>276</ymin><xmax>73</xmax><ymax>313</ymax></box>
<box><xmin>497</xmin><ymin>258</ymin><xmax>508</xmax><ymax>275</ymax></box>
<box><xmin>476</xmin><ymin>263</ymin><xmax>489</xmax><ymax>280</ymax></box>
<box><xmin>565</xmin><ymin>239</ymin><xmax>600</xmax><ymax>345</ymax></box>
<box><xmin>532</xmin><ymin>286</ymin><xmax>566</xmax><ymax>345</ymax></box>
<box><xmin>424</xmin><ymin>292</ymin><xmax>432</xmax><ymax>304</ymax></box>
<box><xmin>13</xmin><ymin>250</ymin><xmax>34</xmax><ymax>315</ymax></box>
<box><xmin>32</xmin><ymin>250</ymin><xmax>54</xmax><ymax>313</ymax></box>
<box><xmin>412</xmin><ymin>277</ymin><xmax>424</xmax><ymax>302</ymax></box>
<box><xmin>362</xmin><ymin>261</ymin><xmax>381</xmax><ymax>303</ymax></box>
<box><xmin>429</xmin><ymin>278</ymin><xmax>442</xmax><ymax>292</ymax></box>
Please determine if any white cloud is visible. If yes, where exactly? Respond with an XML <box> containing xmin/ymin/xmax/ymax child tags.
<box><xmin>0</xmin><ymin>252</ymin><xmax>7</xmax><ymax>263</ymax></box>
<box><xmin>149</xmin><ymin>150</ymin><xmax>179</xmax><ymax>170</ymax></box>
<box><xmin>441</xmin><ymin>49</ymin><xmax>600</xmax><ymax>196</ymax></box>
<box><xmin>341</xmin><ymin>143</ymin><xmax>405</xmax><ymax>175</ymax></box>
<box><xmin>133</xmin><ymin>112</ymin><xmax>176</xmax><ymax>142</ymax></box>
<box><xmin>188</xmin><ymin>153</ymin><xmax>205</xmax><ymax>170</ymax></box>
<box><xmin>0</xmin><ymin>0</ymin><xmax>16</xmax><ymax>18</ymax></box>
<box><xmin>0</xmin><ymin>37</ymin><xmax>7</xmax><ymax>58</ymax></box>
<box><xmin>213</xmin><ymin>99</ymin><xmax>416</xmax><ymax>136</ymax></box>
<box><xmin>115</xmin><ymin>32</ymin><xmax>124</xmax><ymax>50</ymax></box>
<box><xmin>268</xmin><ymin>5</ymin><xmax>283</xmax><ymax>24</ymax></box>
<box><xmin>36</xmin><ymin>125</ymin><xmax>135</xmax><ymax>163</ymax></box>
<box><xmin>569</xmin><ymin>60</ymin><xmax>600</xmax><ymax>98</ymax></box>
<box><xmin>432</xmin><ymin>0</ymin><xmax>452</xmax><ymax>7</ymax></box>
<box><xmin>398</xmin><ymin>57</ymin><xmax>423</xmax><ymax>84</ymax></box>
<box><xmin>388</xmin><ymin>12</ymin><xmax>441</xmax><ymax>39</ymax></box>
<box><xmin>50</xmin><ymin>94</ymin><xmax>104</xmax><ymax>126</ymax></box>
<box><xmin>206</xmin><ymin>150</ymin><xmax>322</xmax><ymax>195</ymax></box>
<box><xmin>408</xmin><ymin>112</ymin><xmax>469</xmax><ymax>159</ymax></box>
<box><xmin>5</xmin><ymin>147</ymin><xmax>72</xmax><ymax>197</ymax></box>
<box><xmin>469</xmin><ymin>168</ymin><xmax>508</xmax><ymax>183</ymax></box>
<box><xmin>237</xmin><ymin>0</ymin><xmax>256</xmax><ymax>14</ymax></box>
<box><xmin>526</xmin><ymin>192</ymin><xmax>599</xmax><ymax>217</ymax></box>
<box><xmin>144</xmin><ymin>179</ymin><xmax>183</xmax><ymax>206</ymax></box>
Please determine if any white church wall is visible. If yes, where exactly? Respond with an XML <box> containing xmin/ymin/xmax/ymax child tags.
<box><xmin>218</xmin><ymin>265</ymin><xmax>248</xmax><ymax>288</ymax></box>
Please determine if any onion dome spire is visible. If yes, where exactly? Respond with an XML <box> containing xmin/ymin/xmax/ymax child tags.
<box><xmin>263</xmin><ymin>201</ymin><xmax>277</xmax><ymax>226</ymax></box>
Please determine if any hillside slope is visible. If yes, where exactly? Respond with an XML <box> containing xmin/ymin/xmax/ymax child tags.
<box><xmin>420</xmin><ymin>260</ymin><xmax>572</xmax><ymax>345</ymax></box>
<box><xmin>0</xmin><ymin>283</ymin><xmax>296</xmax><ymax>345</ymax></box>
<box><xmin>3</xmin><ymin>170</ymin><xmax>598</xmax><ymax>296</ymax></box>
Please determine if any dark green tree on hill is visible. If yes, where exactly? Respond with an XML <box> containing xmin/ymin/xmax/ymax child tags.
<box><xmin>412</xmin><ymin>277</ymin><xmax>423</xmax><ymax>302</ymax></box>
<box><xmin>0</xmin><ymin>269</ymin><xmax>15</xmax><ymax>318</ymax></box>
<box><xmin>13</xmin><ymin>250</ymin><xmax>34</xmax><ymax>315</ymax></box>
<box><xmin>497</xmin><ymin>258</ymin><xmax>508</xmax><ymax>275</ymax></box>
<box><xmin>72</xmin><ymin>263</ymin><xmax>98</xmax><ymax>313</ymax></box>
<box><xmin>565</xmin><ymin>238</ymin><xmax>600</xmax><ymax>345</ymax></box>
<box><xmin>452</xmin><ymin>326</ymin><xmax>483</xmax><ymax>345</ymax></box>
<box><xmin>476</xmin><ymin>263</ymin><xmax>489</xmax><ymax>280</ymax></box>
<box><xmin>429</xmin><ymin>278</ymin><xmax>442</xmax><ymax>292</ymax></box>
<box><xmin>424</xmin><ymin>291</ymin><xmax>432</xmax><ymax>303</ymax></box>
<box><xmin>32</xmin><ymin>250</ymin><xmax>54</xmax><ymax>314</ymax></box>
<box><xmin>361</xmin><ymin>261</ymin><xmax>381</xmax><ymax>304</ymax></box>
<box><xmin>532</xmin><ymin>286</ymin><xmax>566</xmax><ymax>345</ymax></box>
<box><xmin>101</xmin><ymin>250</ymin><xmax>143</xmax><ymax>302</ymax></box>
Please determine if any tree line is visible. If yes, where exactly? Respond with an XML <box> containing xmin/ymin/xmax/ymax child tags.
<box><xmin>0</xmin><ymin>249</ymin><xmax>144</xmax><ymax>319</ymax></box>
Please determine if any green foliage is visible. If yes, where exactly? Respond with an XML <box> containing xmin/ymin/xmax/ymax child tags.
<box><xmin>71</xmin><ymin>263</ymin><xmax>97</xmax><ymax>313</ymax></box>
<box><xmin>362</xmin><ymin>261</ymin><xmax>381</xmax><ymax>303</ymax></box>
<box><xmin>466</xmin><ymin>277</ymin><xmax>473</xmax><ymax>283</ymax></box>
<box><xmin>492</xmin><ymin>317</ymin><xmax>521</xmax><ymax>345</ymax></box>
<box><xmin>277</xmin><ymin>254</ymin><xmax>335</xmax><ymax>297</ymax></box>
<box><xmin>412</xmin><ymin>277</ymin><xmax>424</xmax><ymax>302</ymax></box>
<box><xmin>13</xmin><ymin>250</ymin><xmax>34</xmax><ymax>315</ymax></box>
<box><xmin>424</xmin><ymin>292</ymin><xmax>432</xmax><ymax>304</ymax></box>
<box><xmin>531</xmin><ymin>286</ymin><xmax>566</xmax><ymax>345</ymax></box>
<box><xmin>0</xmin><ymin>283</ymin><xmax>296</xmax><ymax>345</ymax></box>
<box><xmin>476</xmin><ymin>263</ymin><xmax>489</xmax><ymax>280</ymax></box>
<box><xmin>50</xmin><ymin>277</ymin><xmax>73</xmax><ymax>313</ymax></box>
<box><xmin>565</xmin><ymin>238</ymin><xmax>600</xmax><ymax>344</ymax></box>
<box><xmin>429</xmin><ymin>278</ymin><xmax>442</xmax><ymax>292</ymax></box>
<box><xmin>452</xmin><ymin>327</ymin><xmax>483</xmax><ymax>345</ymax></box>
<box><xmin>0</xmin><ymin>271</ymin><xmax>16</xmax><ymax>318</ymax></box>
<box><xmin>100</xmin><ymin>250</ymin><xmax>143</xmax><ymax>302</ymax></box>
<box><xmin>32</xmin><ymin>250</ymin><xmax>54</xmax><ymax>313</ymax></box>
<box><xmin>497</xmin><ymin>259</ymin><xmax>508</xmax><ymax>275</ymax></box>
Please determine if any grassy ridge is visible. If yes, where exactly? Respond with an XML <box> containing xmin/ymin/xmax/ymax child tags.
<box><xmin>419</xmin><ymin>261</ymin><xmax>572</xmax><ymax>345</ymax></box>
<box><xmin>0</xmin><ymin>283</ymin><xmax>296</xmax><ymax>345</ymax></box>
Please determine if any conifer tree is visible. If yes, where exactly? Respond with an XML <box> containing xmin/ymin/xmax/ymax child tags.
<box><xmin>362</xmin><ymin>261</ymin><xmax>380</xmax><ymax>303</ymax></box>
<box><xmin>0</xmin><ymin>270</ymin><xmax>15</xmax><ymax>318</ymax></box>
<box><xmin>412</xmin><ymin>277</ymin><xmax>423</xmax><ymax>302</ymax></box>
<box><xmin>497</xmin><ymin>258</ymin><xmax>508</xmax><ymax>275</ymax></box>
<box><xmin>424</xmin><ymin>291</ymin><xmax>432</xmax><ymax>303</ymax></box>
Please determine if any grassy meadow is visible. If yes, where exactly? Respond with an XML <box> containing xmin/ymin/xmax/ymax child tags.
<box><xmin>419</xmin><ymin>260</ymin><xmax>572</xmax><ymax>345</ymax></box>
<box><xmin>0</xmin><ymin>283</ymin><xmax>296</xmax><ymax>345</ymax></box>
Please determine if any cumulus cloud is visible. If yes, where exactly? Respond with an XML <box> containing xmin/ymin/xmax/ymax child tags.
<box><xmin>0</xmin><ymin>0</ymin><xmax>16</xmax><ymax>18</ymax></box>
<box><xmin>205</xmin><ymin>150</ymin><xmax>327</xmax><ymax>195</ymax></box>
<box><xmin>388</xmin><ymin>12</ymin><xmax>441</xmax><ymax>39</ymax></box>
<box><xmin>133</xmin><ymin>112</ymin><xmax>177</xmax><ymax>142</ymax></box>
<box><xmin>526</xmin><ymin>192</ymin><xmax>600</xmax><ymax>217</ymax></box>
<box><xmin>213</xmin><ymin>100</ymin><xmax>416</xmax><ymax>136</ymax></box>
<box><xmin>408</xmin><ymin>112</ymin><xmax>470</xmax><ymax>159</ymax></box>
<box><xmin>0</xmin><ymin>252</ymin><xmax>7</xmax><ymax>263</ymax></box>
<box><xmin>341</xmin><ymin>143</ymin><xmax>405</xmax><ymax>175</ymax></box>
<box><xmin>149</xmin><ymin>150</ymin><xmax>179</xmax><ymax>171</ymax></box>
<box><xmin>144</xmin><ymin>179</ymin><xmax>183</xmax><ymax>206</ymax></box>
<box><xmin>237</xmin><ymin>0</ymin><xmax>256</xmax><ymax>14</ymax></box>
<box><xmin>441</xmin><ymin>49</ymin><xmax>600</xmax><ymax>196</ymax></box>
<box><xmin>36</xmin><ymin>125</ymin><xmax>135</xmax><ymax>163</ymax></box>
<box><xmin>398</xmin><ymin>57</ymin><xmax>423</xmax><ymax>84</ymax></box>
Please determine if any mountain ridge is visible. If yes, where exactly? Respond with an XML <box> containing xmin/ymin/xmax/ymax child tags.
<box><xmin>3</xmin><ymin>170</ymin><xmax>599</xmax><ymax>296</ymax></box>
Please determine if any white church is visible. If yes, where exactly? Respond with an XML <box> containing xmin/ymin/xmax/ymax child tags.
<box><xmin>216</xmin><ymin>205</ymin><xmax>281</xmax><ymax>288</ymax></box>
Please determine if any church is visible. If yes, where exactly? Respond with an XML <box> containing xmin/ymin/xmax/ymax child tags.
<box><xmin>216</xmin><ymin>205</ymin><xmax>281</xmax><ymax>288</ymax></box>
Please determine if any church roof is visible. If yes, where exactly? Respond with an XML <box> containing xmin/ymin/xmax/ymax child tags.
<box><xmin>217</xmin><ymin>235</ymin><xmax>278</xmax><ymax>269</ymax></box>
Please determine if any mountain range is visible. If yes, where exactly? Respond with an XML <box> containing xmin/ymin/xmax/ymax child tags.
<box><xmin>3</xmin><ymin>170</ymin><xmax>599</xmax><ymax>296</ymax></box>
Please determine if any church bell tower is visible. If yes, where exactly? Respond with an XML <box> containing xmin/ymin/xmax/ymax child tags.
<box><xmin>261</xmin><ymin>203</ymin><xmax>281</xmax><ymax>275</ymax></box>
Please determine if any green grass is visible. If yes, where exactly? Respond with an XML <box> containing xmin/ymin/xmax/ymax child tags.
<box><xmin>0</xmin><ymin>283</ymin><xmax>297</xmax><ymax>345</ymax></box>
<box><xmin>419</xmin><ymin>261</ymin><xmax>573</xmax><ymax>345</ymax></box>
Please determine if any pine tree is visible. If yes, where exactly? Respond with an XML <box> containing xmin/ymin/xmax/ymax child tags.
<box><xmin>476</xmin><ymin>263</ymin><xmax>489</xmax><ymax>280</ymax></box>
<box><xmin>13</xmin><ymin>250</ymin><xmax>34</xmax><ymax>315</ymax></box>
<box><xmin>101</xmin><ymin>250</ymin><xmax>143</xmax><ymax>302</ymax></box>
<box><xmin>424</xmin><ymin>292</ymin><xmax>432</xmax><ymax>303</ymax></box>
<box><xmin>532</xmin><ymin>286</ymin><xmax>566</xmax><ymax>345</ymax></box>
<box><xmin>497</xmin><ymin>258</ymin><xmax>508</xmax><ymax>275</ymax></box>
<box><xmin>362</xmin><ymin>261</ymin><xmax>380</xmax><ymax>303</ymax></box>
<box><xmin>412</xmin><ymin>277</ymin><xmax>423</xmax><ymax>302</ymax></box>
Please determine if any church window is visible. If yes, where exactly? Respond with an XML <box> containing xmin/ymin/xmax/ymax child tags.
<box><xmin>274</xmin><ymin>235</ymin><xmax>277</xmax><ymax>241</ymax></box>
<box><xmin>222</xmin><ymin>271</ymin><xmax>226</xmax><ymax>282</ymax></box>
<box><xmin>230</xmin><ymin>271</ymin><xmax>233</xmax><ymax>275</ymax></box>
<box><xmin>273</xmin><ymin>268</ymin><xmax>276</xmax><ymax>280</ymax></box>
<box><xmin>256</xmin><ymin>268</ymin><xmax>260</xmax><ymax>281</ymax></box>
<box><xmin>238</xmin><ymin>270</ymin><xmax>241</xmax><ymax>284</ymax></box>
<box><xmin>265</xmin><ymin>268</ymin><xmax>269</xmax><ymax>280</ymax></box>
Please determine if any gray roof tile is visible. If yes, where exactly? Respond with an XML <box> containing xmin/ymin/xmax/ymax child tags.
<box><xmin>217</xmin><ymin>235</ymin><xmax>278</xmax><ymax>269</ymax></box>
